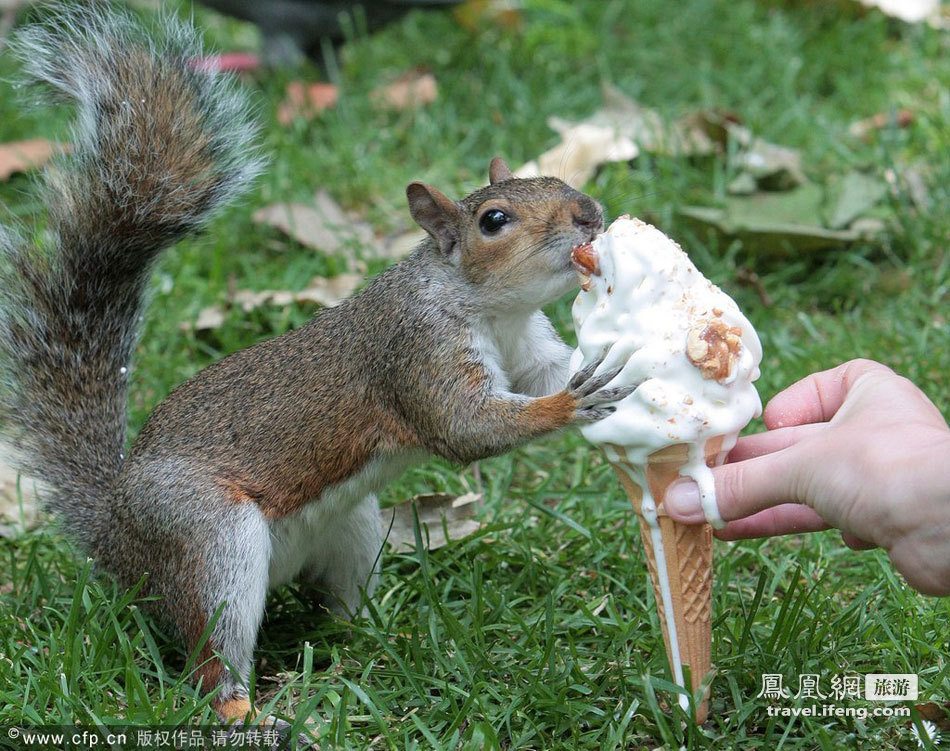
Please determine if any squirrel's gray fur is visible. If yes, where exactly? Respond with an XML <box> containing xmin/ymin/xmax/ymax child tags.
<box><xmin>0</xmin><ymin>3</ymin><xmax>262</xmax><ymax>542</ymax></box>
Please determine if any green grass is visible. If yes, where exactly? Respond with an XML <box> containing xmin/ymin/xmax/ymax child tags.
<box><xmin>1</xmin><ymin>0</ymin><xmax>949</xmax><ymax>748</ymax></box>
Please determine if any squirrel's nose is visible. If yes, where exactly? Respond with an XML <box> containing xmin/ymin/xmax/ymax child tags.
<box><xmin>572</xmin><ymin>198</ymin><xmax>604</xmax><ymax>237</ymax></box>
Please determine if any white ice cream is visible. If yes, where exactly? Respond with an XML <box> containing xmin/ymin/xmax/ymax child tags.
<box><xmin>569</xmin><ymin>216</ymin><xmax>763</xmax><ymax>713</ymax></box>
<box><xmin>570</xmin><ymin>216</ymin><xmax>762</xmax><ymax>525</ymax></box>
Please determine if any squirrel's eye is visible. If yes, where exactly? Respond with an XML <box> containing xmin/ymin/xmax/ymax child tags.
<box><xmin>479</xmin><ymin>209</ymin><xmax>509</xmax><ymax>234</ymax></box>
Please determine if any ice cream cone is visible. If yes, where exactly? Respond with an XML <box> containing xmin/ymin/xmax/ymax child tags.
<box><xmin>610</xmin><ymin>437</ymin><xmax>723</xmax><ymax>724</ymax></box>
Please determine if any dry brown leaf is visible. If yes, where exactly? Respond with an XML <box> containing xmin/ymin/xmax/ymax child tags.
<box><xmin>848</xmin><ymin>108</ymin><xmax>914</xmax><ymax>140</ymax></box>
<box><xmin>519</xmin><ymin>86</ymin><xmax>805</xmax><ymax>193</ymax></box>
<box><xmin>370</xmin><ymin>71</ymin><xmax>438</xmax><ymax>111</ymax></box>
<box><xmin>254</xmin><ymin>190</ymin><xmax>422</xmax><ymax>264</ymax></box>
<box><xmin>277</xmin><ymin>81</ymin><xmax>339</xmax><ymax>126</ymax></box>
<box><xmin>382</xmin><ymin>492</ymin><xmax>483</xmax><ymax>553</ymax></box>
<box><xmin>231</xmin><ymin>289</ymin><xmax>273</xmax><ymax>313</ymax></box>
<box><xmin>514</xmin><ymin>84</ymin><xmax>726</xmax><ymax>189</ymax></box>
<box><xmin>674</xmin><ymin>109</ymin><xmax>743</xmax><ymax>153</ymax></box>
<box><xmin>184</xmin><ymin>274</ymin><xmax>363</xmax><ymax>331</ymax></box>
<box><xmin>253</xmin><ymin>190</ymin><xmax>374</xmax><ymax>255</ymax></box>
<box><xmin>515</xmin><ymin>123</ymin><xmax>638</xmax><ymax>190</ymax></box>
<box><xmin>453</xmin><ymin>0</ymin><xmax>523</xmax><ymax>30</ymax></box>
<box><xmin>291</xmin><ymin>273</ymin><xmax>363</xmax><ymax>307</ymax></box>
<box><xmin>590</xmin><ymin>84</ymin><xmax>719</xmax><ymax>157</ymax></box>
<box><xmin>914</xmin><ymin>701</ymin><xmax>950</xmax><ymax>730</ymax></box>
<box><xmin>188</xmin><ymin>305</ymin><xmax>226</xmax><ymax>332</ymax></box>
<box><xmin>0</xmin><ymin>139</ymin><xmax>62</xmax><ymax>180</ymax></box>
<box><xmin>378</xmin><ymin>228</ymin><xmax>427</xmax><ymax>260</ymax></box>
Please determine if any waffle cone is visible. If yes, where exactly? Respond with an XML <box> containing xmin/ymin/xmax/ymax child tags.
<box><xmin>611</xmin><ymin>437</ymin><xmax>723</xmax><ymax>724</ymax></box>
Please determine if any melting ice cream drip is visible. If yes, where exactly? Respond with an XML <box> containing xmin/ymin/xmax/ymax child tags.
<box><xmin>605</xmin><ymin>446</ymin><xmax>690</xmax><ymax>709</ymax></box>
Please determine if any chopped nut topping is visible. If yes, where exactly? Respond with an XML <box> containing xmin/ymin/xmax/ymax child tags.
<box><xmin>685</xmin><ymin>319</ymin><xmax>743</xmax><ymax>382</ymax></box>
<box><xmin>686</xmin><ymin>326</ymin><xmax>709</xmax><ymax>361</ymax></box>
<box><xmin>571</xmin><ymin>242</ymin><xmax>600</xmax><ymax>277</ymax></box>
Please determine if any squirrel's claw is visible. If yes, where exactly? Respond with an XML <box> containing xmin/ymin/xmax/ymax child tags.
<box><xmin>568</xmin><ymin>349</ymin><xmax>609</xmax><ymax>392</ymax></box>
<box><xmin>567</xmin><ymin>352</ymin><xmax>640</xmax><ymax>424</ymax></box>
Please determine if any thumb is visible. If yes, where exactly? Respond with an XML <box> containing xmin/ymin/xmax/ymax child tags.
<box><xmin>664</xmin><ymin>448</ymin><xmax>807</xmax><ymax>524</ymax></box>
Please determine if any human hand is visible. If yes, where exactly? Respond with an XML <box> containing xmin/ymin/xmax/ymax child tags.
<box><xmin>664</xmin><ymin>359</ymin><xmax>950</xmax><ymax>596</ymax></box>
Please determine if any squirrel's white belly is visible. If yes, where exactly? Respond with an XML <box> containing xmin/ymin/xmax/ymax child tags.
<box><xmin>266</xmin><ymin>449</ymin><xmax>426</xmax><ymax>591</ymax></box>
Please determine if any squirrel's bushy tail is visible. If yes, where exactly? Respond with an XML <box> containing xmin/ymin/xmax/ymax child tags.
<box><xmin>0</xmin><ymin>4</ymin><xmax>261</xmax><ymax>541</ymax></box>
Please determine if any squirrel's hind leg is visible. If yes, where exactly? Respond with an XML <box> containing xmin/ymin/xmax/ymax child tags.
<box><xmin>110</xmin><ymin>464</ymin><xmax>272</xmax><ymax>724</ymax></box>
<box><xmin>188</xmin><ymin>503</ymin><xmax>271</xmax><ymax>723</ymax></box>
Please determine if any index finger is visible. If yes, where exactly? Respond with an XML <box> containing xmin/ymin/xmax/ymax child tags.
<box><xmin>727</xmin><ymin>422</ymin><xmax>825</xmax><ymax>462</ymax></box>
<box><xmin>714</xmin><ymin>504</ymin><xmax>830</xmax><ymax>539</ymax></box>
<box><xmin>764</xmin><ymin>359</ymin><xmax>893</xmax><ymax>430</ymax></box>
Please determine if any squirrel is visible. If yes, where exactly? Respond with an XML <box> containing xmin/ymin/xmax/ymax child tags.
<box><xmin>0</xmin><ymin>3</ymin><xmax>630</xmax><ymax>727</ymax></box>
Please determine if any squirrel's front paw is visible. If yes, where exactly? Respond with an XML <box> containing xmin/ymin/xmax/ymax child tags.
<box><xmin>567</xmin><ymin>353</ymin><xmax>638</xmax><ymax>423</ymax></box>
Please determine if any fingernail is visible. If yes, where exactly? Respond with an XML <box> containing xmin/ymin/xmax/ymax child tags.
<box><xmin>664</xmin><ymin>480</ymin><xmax>704</xmax><ymax>522</ymax></box>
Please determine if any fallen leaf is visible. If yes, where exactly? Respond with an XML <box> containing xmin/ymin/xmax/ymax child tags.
<box><xmin>516</xmin><ymin>85</ymin><xmax>728</xmax><ymax>189</ymax></box>
<box><xmin>590</xmin><ymin>84</ymin><xmax>718</xmax><ymax>158</ymax></box>
<box><xmin>377</xmin><ymin>228</ymin><xmax>428</xmax><ymax>260</ymax></box>
<box><xmin>885</xmin><ymin>164</ymin><xmax>930</xmax><ymax>209</ymax></box>
<box><xmin>382</xmin><ymin>492</ymin><xmax>483</xmax><ymax>553</ymax></box>
<box><xmin>287</xmin><ymin>273</ymin><xmax>363</xmax><ymax>308</ymax></box>
<box><xmin>678</xmin><ymin>109</ymin><xmax>745</xmax><ymax>150</ymax></box>
<box><xmin>255</xmin><ymin>190</ymin><xmax>422</xmax><ymax>264</ymax></box>
<box><xmin>230</xmin><ymin>290</ymin><xmax>272</xmax><ymax>313</ymax></box>
<box><xmin>848</xmin><ymin>216</ymin><xmax>887</xmax><ymax>236</ymax></box>
<box><xmin>189</xmin><ymin>305</ymin><xmax>226</xmax><ymax>332</ymax></box>
<box><xmin>734</xmin><ymin>136</ymin><xmax>806</xmax><ymax>191</ymax></box>
<box><xmin>681</xmin><ymin>109</ymin><xmax>806</xmax><ymax>191</ymax></box>
<box><xmin>370</xmin><ymin>71</ymin><xmax>438</xmax><ymax>111</ymax></box>
<box><xmin>253</xmin><ymin>189</ymin><xmax>374</xmax><ymax>255</ymax></box>
<box><xmin>277</xmin><ymin>81</ymin><xmax>339</xmax><ymax>126</ymax></box>
<box><xmin>183</xmin><ymin>274</ymin><xmax>362</xmax><ymax>331</ymax></box>
<box><xmin>514</xmin><ymin>87</ymin><xmax>794</xmax><ymax>190</ymax></box>
<box><xmin>726</xmin><ymin>171</ymin><xmax>758</xmax><ymax>196</ymax></box>
<box><xmin>514</xmin><ymin>123</ymin><xmax>638</xmax><ymax>189</ymax></box>
<box><xmin>453</xmin><ymin>0</ymin><xmax>523</xmax><ymax>30</ymax></box>
<box><xmin>824</xmin><ymin>171</ymin><xmax>888</xmax><ymax>229</ymax></box>
<box><xmin>848</xmin><ymin>108</ymin><xmax>914</xmax><ymax>140</ymax></box>
<box><xmin>229</xmin><ymin>274</ymin><xmax>362</xmax><ymax>313</ymax></box>
<box><xmin>679</xmin><ymin>182</ymin><xmax>881</xmax><ymax>255</ymax></box>
<box><xmin>0</xmin><ymin>139</ymin><xmax>62</xmax><ymax>180</ymax></box>
<box><xmin>914</xmin><ymin>701</ymin><xmax>950</xmax><ymax>731</ymax></box>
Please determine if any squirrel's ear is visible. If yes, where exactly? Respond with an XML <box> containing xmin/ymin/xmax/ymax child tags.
<box><xmin>407</xmin><ymin>182</ymin><xmax>461</xmax><ymax>254</ymax></box>
<box><xmin>489</xmin><ymin>157</ymin><xmax>513</xmax><ymax>185</ymax></box>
